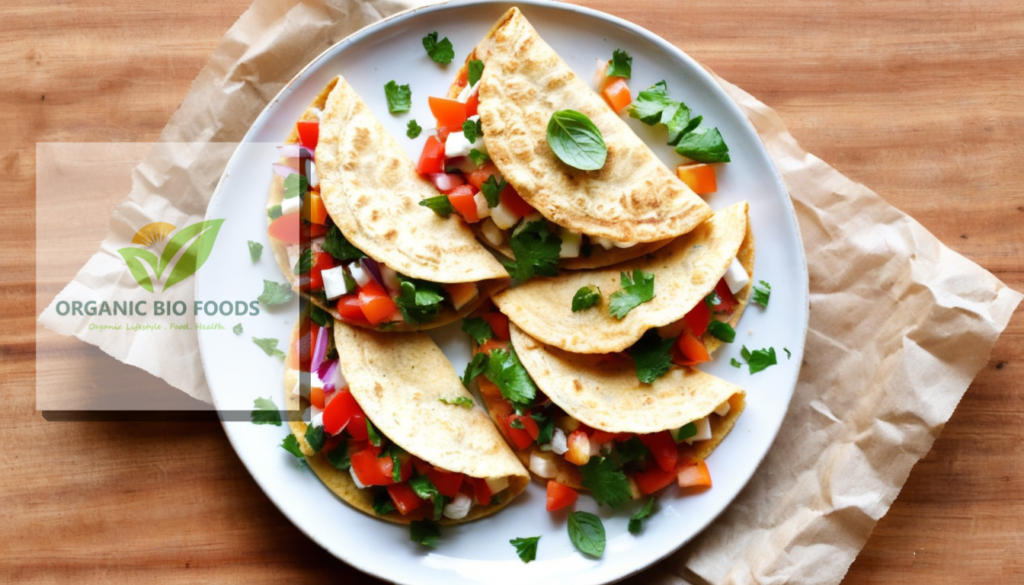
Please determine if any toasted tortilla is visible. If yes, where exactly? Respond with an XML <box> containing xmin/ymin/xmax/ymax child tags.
<box><xmin>493</xmin><ymin>202</ymin><xmax>752</xmax><ymax>354</ymax></box>
<box><xmin>285</xmin><ymin>319</ymin><xmax>529</xmax><ymax>525</ymax></box>
<box><xmin>462</xmin><ymin>8</ymin><xmax>711</xmax><ymax>245</ymax></box>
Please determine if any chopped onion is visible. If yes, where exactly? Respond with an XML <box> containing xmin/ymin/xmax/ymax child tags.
<box><xmin>443</xmin><ymin>492</ymin><xmax>472</xmax><ymax>520</ymax></box>
<box><xmin>310</xmin><ymin>325</ymin><xmax>328</xmax><ymax>374</ymax></box>
<box><xmin>317</xmin><ymin>359</ymin><xmax>346</xmax><ymax>393</ymax></box>
<box><xmin>425</xmin><ymin>172</ymin><xmax>465</xmax><ymax>192</ymax></box>
<box><xmin>278</xmin><ymin>143</ymin><xmax>314</xmax><ymax>160</ymax></box>
<box><xmin>273</xmin><ymin>163</ymin><xmax>297</xmax><ymax>178</ymax></box>
<box><xmin>529</xmin><ymin>452</ymin><xmax>558</xmax><ymax>478</ymax></box>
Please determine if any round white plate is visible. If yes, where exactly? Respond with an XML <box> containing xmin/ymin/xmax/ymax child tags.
<box><xmin>197</xmin><ymin>1</ymin><xmax>808</xmax><ymax>583</ymax></box>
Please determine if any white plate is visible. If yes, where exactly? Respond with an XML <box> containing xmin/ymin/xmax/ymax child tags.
<box><xmin>196</xmin><ymin>1</ymin><xmax>808</xmax><ymax>583</ymax></box>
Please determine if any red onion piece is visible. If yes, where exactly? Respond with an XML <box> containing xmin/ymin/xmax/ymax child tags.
<box><xmin>310</xmin><ymin>324</ymin><xmax>328</xmax><ymax>374</ymax></box>
<box><xmin>278</xmin><ymin>143</ymin><xmax>314</xmax><ymax>160</ymax></box>
<box><xmin>359</xmin><ymin>257</ymin><xmax>384</xmax><ymax>287</ymax></box>
<box><xmin>273</xmin><ymin>163</ymin><xmax>297</xmax><ymax>178</ymax></box>
<box><xmin>317</xmin><ymin>359</ymin><xmax>346</xmax><ymax>393</ymax></box>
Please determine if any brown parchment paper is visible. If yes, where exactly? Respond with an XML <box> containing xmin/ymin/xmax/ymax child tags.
<box><xmin>36</xmin><ymin>0</ymin><xmax>1022</xmax><ymax>582</ymax></box>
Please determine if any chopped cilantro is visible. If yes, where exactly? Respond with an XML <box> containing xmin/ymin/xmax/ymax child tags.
<box><xmin>304</xmin><ymin>424</ymin><xmax>326</xmax><ymax>454</ymax></box>
<box><xmin>366</xmin><ymin>419</ymin><xmax>383</xmax><ymax>447</ymax></box>
<box><xmin>257</xmin><ymin>279</ymin><xmax>294</xmax><ymax>306</ymax></box>
<box><xmin>531</xmin><ymin>412</ymin><xmax>555</xmax><ymax>444</ymax></box>
<box><xmin>309</xmin><ymin>305</ymin><xmax>331</xmax><ymax>328</ymax></box>
<box><xmin>567</xmin><ymin>511</ymin><xmax>605</xmax><ymax>558</ymax></box>
<box><xmin>605</xmin><ymin>49</ymin><xmax>632</xmax><ymax>79</ymax></box>
<box><xmin>461</xmin><ymin>317</ymin><xmax>494</xmax><ymax>345</ymax></box>
<box><xmin>468</xmin><ymin>148</ymin><xmax>490</xmax><ymax>166</ymax></box>
<box><xmin>384</xmin><ymin>80</ymin><xmax>412</xmax><ymax>113</ymax></box>
<box><xmin>672</xmin><ymin>422</ymin><xmax>697</xmax><ymax>442</ymax></box>
<box><xmin>421</xmin><ymin>32</ymin><xmax>455</xmax><ymax>64</ymax></box>
<box><xmin>741</xmin><ymin>345</ymin><xmax>777</xmax><ymax>374</ymax></box>
<box><xmin>280</xmin><ymin>434</ymin><xmax>304</xmax><ymax>459</ymax></box>
<box><xmin>579</xmin><ymin>457</ymin><xmax>632</xmax><ymax>508</ymax></box>
<box><xmin>327</xmin><ymin>440</ymin><xmax>351</xmax><ymax>470</ymax></box>
<box><xmin>323</xmin><ymin>225</ymin><xmax>365</xmax><ymax>262</ymax></box>
<box><xmin>385</xmin><ymin>445</ymin><xmax>405</xmax><ymax>483</ymax></box>
<box><xmin>480</xmin><ymin>175</ymin><xmax>507</xmax><ymax>208</ymax></box>
<box><xmin>233</xmin><ymin>323</ymin><xmax>243</xmax><ymax>335</ymax></box>
<box><xmin>629</xmin><ymin>80</ymin><xmax>730</xmax><ymax>162</ymax></box>
<box><xmin>730</xmin><ymin>357</ymin><xmax>742</xmax><ymax>368</ymax></box>
<box><xmin>614</xmin><ymin>436</ymin><xmax>649</xmax><ymax>465</ymax></box>
<box><xmin>609</xmin><ymin>270</ymin><xmax>655</xmax><ymax>319</ymax></box>
<box><xmin>675</xmin><ymin>127</ymin><xmax>731</xmax><ymax>163</ymax></box>
<box><xmin>267</xmin><ymin>204</ymin><xmax>283</xmax><ymax>220</ymax></box>
<box><xmin>440</xmin><ymin>396</ymin><xmax>474</xmax><ymax>408</ymax></box>
<box><xmin>753</xmin><ymin>280</ymin><xmax>771</xmax><ymax>307</ymax></box>
<box><xmin>252</xmin><ymin>337</ymin><xmax>285</xmax><ymax>358</ymax></box>
<box><xmin>509</xmin><ymin>417</ymin><xmax>525</xmax><ymax>429</ymax></box>
<box><xmin>373</xmin><ymin>490</ymin><xmax>396</xmax><ymax>515</ymax></box>
<box><xmin>394</xmin><ymin>276</ymin><xmax>445</xmax><ymax>325</ymax></box>
<box><xmin>410</xmin><ymin>520</ymin><xmax>440</xmax><ymax>547</ymax></box>
<box><xmin>250</xmin><ymin>397</ymin><xmax>281</xmax><ymax>426</ymax></box>
<box><xmin>462</xmin><ymin>352</ymin><xmax>489</xmax><ymax>388</ymax></box>
<box><xmin>505</xmin><ymin>220</ymin><xmax>562</xmax><ymax>282</ymax></box>
<box><xmin>407</xmin><ymin>119</ymin><xmax>423</xmax><ymax>139</ymax></box>
<box><xmin>628</xmin><ymin>330</ymin><xmax>674</xmax><ymax>383</ymax></box>
<box><xmin>293</xmin><ymin>248</ymin><xmax>312</xmax><ymax>275</ymax></box>
<box><xmin>706</xmin><ymin>320</ymin><xmax>736</xmax><ymax>343</ymax></box>
<box><xmin>283</xmin><ymin>173</ymin><xmax>308</xmax><ymax>199</ymax></box>
<box><xmin>419</xmin><ymin>195</ymin><xmax>453</xmax><ymax>218</ymax></box>
<box><xmin>628</xmin><ymin>498</ymin><xmax>656</xmax><ymax>535</ymax></box>
<box><xmin>468</xmin><ymin>59</ymin><xmax>484</xmax><ymax>86</ymax></box>
<box><xmin>510</xmin><ymin>536</ymin><xmax>540</xmax><ymax>563</ymax></box>
<box><xmin>485</xmin><ymin>348</ymin><xmax>537</xmax><ymax>407</ymax></box>
<box><xmin>628</xmin><ymin>80</ymin><xmax>675</xmax><ymax>125</ymax></box>
<box><xmin>571</xmin><ymin>285</ymin><xmax>601</xmax><ymax>312</ymax></box>
<box><xmin>247</xmin><ymin>240</ymin><xmax>263</xmax><ymax>263</ymax></box>
<box><xmin>784</xmin><ymin>347</ymin><xmax>791</xmax><ymax>359</ymax></box>
<box><xmin>462</xmin><ymin>118</ymin><xmax>483</xmax><ymax>143</ymax></box>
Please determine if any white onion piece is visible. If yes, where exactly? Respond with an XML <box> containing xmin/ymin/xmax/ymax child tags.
<box><xmin>425</xmin><ymin>172</ymin><xmax>465</xmax><ymax>192</ymax></box>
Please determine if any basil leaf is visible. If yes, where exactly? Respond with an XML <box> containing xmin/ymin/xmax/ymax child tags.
<box><xmin>510</xmin><ymin>536</ymin><xmax>540</xmax><ymax>563</ymax></box>
<box><xmin>628</xmin><ymin>81</ymin><xmax>674</xmax><ymax>125</ymax></box>
<box><xmin>628</xmin><ymin>498</ymin><xmax>656</xmax><ymax>535</ymax></box>
<box><xmin>247</xmin><ymin>240</ymin><xmax>263</xmax><ymax>262</ymax></box>
<box><xmin>257</xmin><ymin>279</ymin><xmax>294</xmax><ymax>306</ymax></box>
<box><xmin>461</xmin><ymin>317</ymin><xmax>494</xmax><ymax>345</ymax></box>
<box><xmin>421</xmin><ymin>32</ymin><xmax>454</xmax><ymax>64</ymax></box>
<box><xmin>252</xmin><ymin>337</ymin><xmax>285</xmax><ymax>358</ymax></box>
<box><xmin>468</xmin><ymin>59</ymin><xmax>484</xmax><ymax>86</ymax></box>
<box><xmin>706</xmin><ymin>320</ymin><xmax>736</xmax><ymax>343</ymax></box>
<box><xmin>250</xmin><ymin>397</ymin><xmax>281</xmax><ymax>426</ymax></box>
<box><xmin>675</xmin><ymin>127</ymin><xmax>731</xmax><ymax>163</ymax></box>
<box><xmin>605</xmin><ymin>49</ymin><xmax>632</xmax><ymax>79</ymax></box>
<box><xmin>384</xmin><ymin>80</ymin><xmax>412</xmax><ymax>114</ymax></box>
<box><xmin>753</xmin><ymin>280</ymin><xmax>771</xmax><ymax>307</ymax></box>
<box><xmin>407</xmin><ymin>119</ymin><xmax>423</xmax><ymax>139</ymax></box>
<box><xmin>567</xmin><ymin>511</ymin><xmax>606</xmax><ymax>557</ymax></box>
<box><xmin>571</xmin><ymin>285</ymin><xmax>601</xmax><ymax>312</ymax></box>
<box><xmin>579</xmin><ymin>457</ymin><xmax>632</xmax><ymax>508</ymax></box>
<box><xmin>546</xmin><ymin>110</ymin><xmax>607</xmax><ymax>171</ymax></box>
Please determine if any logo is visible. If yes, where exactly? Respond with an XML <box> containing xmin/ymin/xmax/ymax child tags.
<box><xmin>118</xmin><ymin>220</ymin><xmax>224</xmax><ymax>293</ymax></box>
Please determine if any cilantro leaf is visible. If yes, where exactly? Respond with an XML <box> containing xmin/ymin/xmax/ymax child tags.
<box><xmin>628</xmin><ymin>330</ymin><xmax>674</xmax><ymax>383</ymax></box>
<box><xmin>510</xmin><ymin>536</ymin><xmax>540</xmax><ymax>563</ymax></box>
<box><xmin>267</xmin><ymin>204</ymin><xmax>283</xmax><ymax>220</ymax></box>
<box><xmin>672</xmin><ymin>422</ymin><xmax>697</xmax><ymax>442</ymax></box>
<box><xmin>571</xmin><ymin>285</ymin><xmax>601</xmax><ymax>312</ymax></box>
<box><xmin>628</xmin><ymin>81</ymin><xmax>675</xmax><ymax>125</ymax></box>
<box><xmin>706</xmin><ymin>320</ymin><xmax>736</xmax><ymax>343</ymax></box>
<box><xmin>462</xmin><ymin>119</ymin><xmax>479</xmax><ymax>144</ymax></box>
<box><xmin>468</xmin><ymin>59</ymin><xmax>484</xmax><ymax>87</ymax></box>
<box><xmin>386</xmin><ymin>445</ymin><xmax>406</xmax><ymax>483</ymax></box>
<box><xmin>784</xmin><ymin>347</ymin><xmax>791</xmax><ymax>359</ymax></box>
<box><xmin>468</xmin><ymin>148</ymin><xmax>490</xmax><ymax>166</ymax></box>
<box><xmin>462</xmin><ymin>352</ymin><xmax>489</xmax><ymax>388</ymax></box>
<box><xmin>461</xmin><ymin>317</ymin><xmax>494</xmax><ymax>345</ymax></box>
<box><xmin>485</xmin><ymin>348</ymin><xmax>537</xmax><ymax>407</ymax></box>
<box><xmin>421</xmin><ymin>32</ymin><xmax>454</xmax><ymax>64</ymax></box>
<box><xmin>384</xmin><ymin>80</ymin><xmax>412</xmax><ymax>114</ymax></box>
<box><xmin>293</xmin><ymin>247</ymin><xmax>312</xmax><ymax>275</ymax></box>
<box><xmin>440</xmin><ymin>396</ymin><xmax>474</xmax><ymax>408</ymax></box>
<box><xmin>327</xmin><ymin>440</ymin><xmax>351</xmax><ymax>470</ymax></box>
<box><xmin>567</xmin><ymin>511</ymin><xmax>606</xmax><ymax>557</ymax></box>
<box><xmin>675</xmin><ymin>127</ymin><xmax>731</xmax><ymax>163</ymax></box>
<box><xmin>280</xmin><ymin>434</ymin><xmax>304</xmax><ymax>459</ymax></box>
<box><xmin>252</xmin><ymin>337</ymin><xmax>285</xmax><ymax>358</ymax></box>
<box><xmin>408</xmin><ymin>475</ymin><xmax>439</xmax><ymax>501</ymax></box>
<box><xmin>250</xmin><ymin>397</ymin><xmax>281</xmax><ymax>426</ymax></box>
<box><xmin>247</xmin><ymin>240</ymin><xmax>263</xmax><ymax>262</ymax></box>
<box><xmin>258</xmin><ymin>280</ymin><xmax>294</xmax><ymax>306</ymax></box>
<box><xmin>309</xmin><ymin>305</ymin><xmax>330</xmax><ymax>328</ymax></box>
<box><xmin>323</xmin><ymin>225</ymin><xmax>364</xmax><ymax>262</ymax></box>
<box><xmin>407</xmin><ymin>119</ymin><xmax>423</xmax><ymax>139</ymax></box>
<box><xmin>304</xmin><ymin>424</ymin><xmax>326</xmax><ymax>454</ymax></box>
<box><xmin>283</xmin><ymin>173</ymin><xmax>308</xmax><ymax>199</ymax></box>
<box><xmin>366</xmin><ymin>419</ymin><xmax>383</xmax><ymax>447</ymax></box>
<box><xmin>531</xmin><ymin>411</ymin><xmax>554</xmax><ymax>444</ymax></box>
<box><xmin>480</xmin><ymin>175</ymin><xmax>507</xmax><ymax>208</ymax></box>
<box><xmin>614</xmin><ymin>436</ymin><xmax>649</xmax><ymax>465</ymax></box>
<box><xmin>605</xmin><ymin>49</ymin><xmax>632</xmax><ymax>79</ymax></box>
<box><xmin>628</xmin><ymin>498</ymin><xmax>656</xmax><ymax>535</ymax></box>
<box><xmin>730</xmin><ymin>357</ymin><xmax>742</xmax><ymax>368</ymax></box>
<box><xmin>419</xmin><ymin>195</ymin><xmax>453</xmax><ymax>218</ymax></box>
<box><xmin>664</xmin><ymin>104</ymin><xmax>695</xmax><ymax>146</ymax></box>
<box><xmin>753</xmin><ymin>280</ymin><xmax>771</xmax><ymax>307</ymax></box>
<box><xmin>509</xmin><ymin>417</ymin><xmax>525</xmax><ymax>429</ymax></box>
<box><xmin>506</xmin><ymin>220</ymin><xmax>562</xmax><ymax>282</ymax></box>
<box><xmin>741</xmin><ymin>345</ymin><xmax>778</xmax><ymax>374</ymax></box>
<box><xmin>609</xmin><ymin>270</ymin><xmax>656</xmax><ymax>319</ymax></box>
<box><xmin>373</xmin><ymin>490</ymin><xmax>396</xmax><ymax>515</ymax></box>
<box><xmin>410</xmin><ymin>520</ymin><xmax>440</xmax><ymax>547</ymax></box>
<box><xmin>579</xmin><ymin>457</ymin><xmax>632</xmax><ymax>508</ymax></box>
<box><xmin>233</xmin><ymin>323</ymin><xmax>243</xmax><ymax>335</ymax></box>
<box><xmin>394</xmin><ymin>276</ymin><xmax>445</xmax><ymax>325</ymax></box>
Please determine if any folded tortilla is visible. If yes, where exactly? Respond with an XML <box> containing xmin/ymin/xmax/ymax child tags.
<box><xmin>453</xmin><ymin>8</ymin><xmax>712</xmax><ymax>252</ymax></box>
<box><xmin>494</xmin><ymin>201</ymin><xmax>753</xmax><ymax>354</ymax></box>
<box><xmin>286</xmin><ymin>318</ymin><xmax>529</xmax><ymax>525</ymax></box>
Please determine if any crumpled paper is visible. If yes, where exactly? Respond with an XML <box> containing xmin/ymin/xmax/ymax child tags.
<box><xmin>36</xmin><ymin>0</ymin><xmax>1021</xmax><ymax>582</ymax></box>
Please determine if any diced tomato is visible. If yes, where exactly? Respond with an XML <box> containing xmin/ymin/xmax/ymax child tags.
<box><xmin>469</xmin><ymin>477</ymin><xmax>493</xmax><ymax>506</ymax></box>
<box><xmin>322</xmin><ymin>388</ymin><xmax>362</xmax><ymax>435</ymax></box>
<box><xmin>500</xmin><ymin>185</ymin><xmax>534</xmax><ymax>219</ymax></box>
<box><xmin>382</xmin><ymin>450</ymin><xmax>414</xmax><ymax>483</ymax></box>
<box><xmin>546</xmin><ymin>480</ymin><xmax>578</xmax><ymax>512</ymax></box>
<box><xmin>455</xmin><ymin>66</ymin><xmax>468</xmax><ymax>88</ymax></box>
<box><xmin>447</xmin><ymin>184</ymin><xmax>480</xmax><ymax>223</ymax></box>
<box><xmin>267</xmin><ymin>213</ymin><xmax>301</xmax><ymax>245</ymax></box>
<box><xmin>674</xmin><ymin>333</ymin><xmax>711</xmax><ymax>366</ymax></box>
<box><xmin>306</xmin><ymin>250</ymin><xmax>335</xmax><ymax>292</ymax></box>
<box><xmin>436</xmin><ymin>126</ymin><xmax>451</xmax><ymax>144</ymax></box>
<box><xmin>296</xmin><ymin>121</ymin><xmax>319</xmax><ymax>150</ymax></box>
<box><xmin>683</xmin><ymin>300</ymin><xmax>711</xmax><ymax>337</ymax></box>
<box><xmin>677</xmin><ymin>458</ymin><xmax>713</xmax><ymax>489</ymax></box>
<box><xmin>633</xmin><ymin>465</ymin><xmax>677</xmax><ymax>495</ymax></box>
<box><xmin>602</xmin><ymin>77</ymin><xmax>632</xmax><ymax>113</ymax></box>
<box><xmin>503</xmin><ymin>414</ymin><xmax>535</xmax><ymax>450</ymax></box>
<box><xmin>564</xmin><ymin>430</ymin><xmax>591</xmax><ymax>466</ymax></box>
<box><xmin>477</xmin><ymin>377</ymin><xmax>502</xmax><ymax>399</ymax></box>
<box><xmin>306</xmin><ymin>223</ymin><xmax>327</xmax><ymax>239</ymax></box>
<box><xmin>427</xmin><ymin>469</ymin><xmax>465</xmax><ymax>498</ymax></box>
<box><xmin>303</xmin><ymin>191</ymin><xmax>329</xmax><ymax>226</ymax></box>
<box><xmin>296</xmin><ymin>322</ymin><xmax>318</xmax><ymax>371</ymax></box>
<box><xmin>429</xmin><ymin>97</ymin><xmax>468</xmax><ymax>129</ymax></box>
<box><xmin>477</xmin><ymin>339</ymin><xmax>510</xmax><ymax>355</ymax></box>
<box><xmin>310</xmin><ymin>386</ymin><xmax>326</xmax><ymax>410</ymax></box>
<box><xmin>711</xmin><ymin>279</ymin><xmax>737</xmax><ymax>314</ymax></box>
<box><xmin>466</xmin><ymin>163</ymin><xmax>500</xmax><ymax>189</ymax></box>
<box><xmin>676</xmin><ymin>163</ymin><xmax>717</xmax><ymax>195</ymax></box>
<box><xmin>350</xmin><ymin>448</ymin><xmax>394</xmax><ymax>486</ymax></box>
<box><xmin>358</xmin><ymin>280</ymin><xmax>397</xmax><ymax>325</ymax></box>
<box><xmin>639</xmin><ymin>431</ymin><xmax>678</xmax><ymax>473</ymax></box>
<box><xmin>516</xmin><ymin>414</ymin><xmax>540</xmax><ymax>440</ymax></box>
<box><xmin>386</xmin><ymin>482</ymin><xmax>422</xmax><ymax>515</ymax></box>
<box><xmin>336</xmin><ymin>294</ymin><xmax>370</xmax><ymax>325</ymax></box>
<box><xmin>412</xmin><ymin>457</ymin><xmax>432</xmax><ymax>476</ymax></box>
<box><xmin>444</xmin><ymin>282</ymin><xmax>479</xmax><ymax>311</ymax></box>
<box><xmin>347</xmin><ymin>413</ymin><xmax>369</xmax><ymax>441</ymax></box>
<box><xmin>481</xmin><ymin>312</ymin><xmax>510</xmax><ymax>341</ymax></box>
<box><xmin>417</xmin><ymin>136</ymin><xmax>446</xmax><ymax>175</ymax></box>
<box><xmin>464</xmin><ymin>91</ymin><xmax>479</xmax><ymax>118</ymax></box>
<box><xmin>588</xmin><ymin>429</ymin><xmax>618</xmax><ymax>446</ymax></box>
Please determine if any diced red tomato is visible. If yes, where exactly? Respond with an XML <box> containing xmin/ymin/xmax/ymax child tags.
<box><xmin>386</xmin><ymin>482</ymin><xmax>423</xmax><ymax>515</ymax></box>
<box><xmin>444</xmin><ymin>282</ymin><xmax>479</xmax><ymax>311</ymax></box>
<box><xmin>358</xmin><ymin>280</ymin><xmax>397</xmax><ymax>325</ymax></box>
<box><xmin>477</xmin><ymin>339</ymin><xmax>510</xmax><ymax>356</ymax></box>
<box><xmin>677</xmin><ymin>458</ymin><xmax>713</xmax><ymax>489</ymax></box>
<box><xmin>447</xmin><ymin>184</ymin><xmax>480</xmax><ymax>223</ymax></box>
<box><xmin>477</xmin><ymin>377</ymin><xmax>502</xmax><ymax>400</ymax></box>
<box><xmin>602</xmin><ymin>77</ymin><xmax>632</xmax><ymax>113</ymax></box>
<box><xmin>466</xmin><ymin>163</ymin><xmax>500</xmax><ymax>189</ymax></box>
<box><xmin>427</xmin><ymin>469</ymin><xmax>465</xmax><ymax>498</ymax></box>
<box><xmin>564</xmin><ymin>430</ymin><xmax>591</xmax><ymax>466</ymax></box>
<box><xmin>305</xmin><ymin>223</ymin><xmax>327</xmax><ymax>239</ymax></box>
<box><xmin>267</xmin><ymin>213</ymin><xmax>301</xmax><ymax>245</ymax></box>
<box><xmin>639</xmin><ymin>431</ymin><xmax>679</xmax><ymax>473</ymax></box>
<box><xmin>469</xmin><ymin>477</ymin><xmax>493</xmax><ymax>506</ymax></box>
<box><xmin>303</xmin><ymin>191</ymin><xmax>328</xmax><ymax>226</ymax></box>
<box><xmin>676</xmin><ymin>164</ymin><xmax>717</xmax><ymax>195</ymax></box>
<box><xmin>481</xmin><ymin>312</ymin><xmax>510</xmax><ymax>341</ymax></box>
<box><xmin>464</xmin><ymin>91</ymin><xmax>479</xmax><ymax>118</ymax></box>
<box><xmin>417</xmin><ymin>136</ymin><xmax>446</xmax><ymax>175</ymax></box>
<box><xmin>588</xmin><ymin>429</ymin><xmax>618</xmax><ymax>446</ymax></box>
<box><xmin>429</xmin><ymin>97</ymin><xmax>468</xmax><ymax>129</ymax></box>
<box><xmin>633</xmin><ymin>465</ymin><xmax>677</xmax><ymax>495</ymax></box>
<box><xmin>322</xmin><ymin>388</ymin><xmax>362</xmax><ymax>435</ymax></box>
<box><xmin>306</xmin><ymin>250</ymin><xmax>335</xmax><ymax>292</ymax></box>
<box><xmin>499</xmin><ymin>185</ymin><xmax>534</xmax><ymax>219</ymax></box>
<box><xmin>336</xmin><ymin>294</ymin><xmax>370</xmax><ymax>325</ymax></box>
<box><xmin>296</xmin><ymin>121</ymin><xmax>319</xmax><ymax>150</ymax></box>
<box><xmin>682</xmin><ymin>300</ymin><xmax>711</xmax><ymax>337</ymax></box>
<box><xmin>455</xmin><ymin>66</ymin><xmax>468</xmax><ymax>88</ymax></box>
<box><xmin>296</xmin><ymin>322</ymin><xmax>318</xmax><ymax>371</ymax></box>
<box><xmin>546</xmin><ymin>480</ymin><xmax>578</xmax><ymax>511</ymax></box>
<box><xmin>384</xmin><ymin>450</ymin><xmax>414</xmax><ymax>483</ymax></box>
<box><xmin>711</xmin><ymin>279</ymin><xmax>738</xmax><ymax>314</ymax></box>
<box><xmin>436</xmin><ymin>126</ymin><xmax>451</xmax><ymax>144</ymax></box>
<box><xmin>411</xmin><ymin>457</ymin><xmax>432</xmax><ymax>476</ymax></box>
<box><xmin>310</xmin><ymin>386</ymin><xmax>326</xmax><ymax>410</ymax></box>
<box><xmin>674</xmin><ymin>333</ymin><xmax>711</xmax><ymax>366</ymax></box>
<box><xmin>350</xmin><ymin>448</ymin><xmax>394</xmax><ymax>486</ymax></box>
<box><xmin>347</xmin><ymin>413</ymin><xmax>369</xmax><ymax>441</ymax></box>
<box><xmin>503</xmin><ymin>414</ymin><xmax>535</xmax><ymax>450</ymax></box>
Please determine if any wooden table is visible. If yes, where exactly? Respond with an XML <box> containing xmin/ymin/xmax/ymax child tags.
<box><xmin>3</xmin><ymin>0</ymin><xmax>1021</xmax><ymax>582</ymax></box>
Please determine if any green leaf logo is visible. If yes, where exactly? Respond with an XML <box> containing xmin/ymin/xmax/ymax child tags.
<box><xmin>117</xmin><ymin>219</ymin><xmax>224</xmax><ymax>293</ymax></box>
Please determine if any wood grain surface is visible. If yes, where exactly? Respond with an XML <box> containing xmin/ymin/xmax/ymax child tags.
<box><xmin>2</xmin><ymin>0</ymin><xmax>1021</xmax><ymax>583</ymax></box>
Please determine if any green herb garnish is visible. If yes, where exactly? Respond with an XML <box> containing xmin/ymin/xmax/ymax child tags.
<box><xmin>571</xmin><ymin>285</ymin><xmax>601</xmax><ymax>312</ymax></box>
<box><xmin>706</xmin><ymin>320</ymin><xmax>736</xmax><ymax>343</ymax></box>
<box><xmin>252</xmin><ymin>337</ymin><xmax>285</xmax><ymax>358</ymax></box>
<box><xmin>546</xmin><ymin>109</ymin><xmax>607</xmax><ymax>171</ymax></box>
<box><xmin>304</xmin><ymin>424</ymin><xmax>326</xmax><ymax>454</ymax></box>
<box><xmin>257</xmin><ymin>280</ymin><xmax>294</xmax><ymax>306</ymax></box>
<box><xmin>440</xmin><ymin>396</ymin><xmax>474</xmax><ymax>408</ymax></box>
<box><xmin>505</xmin><ymin>220</ymin><xmax>562</xmax><ymax>282</ymax></box>
<box><xmin>267</xmin><ymin>204</ymin><xmax>283</xmax><ymax>220</ymax></box>
<box><xmin>741</xmin><ymin>345</ymin><xmax>777</xmax><ymax>374</ymax></box>
<box><xmin>233</xmin><ymin>323</ymin><xmax>243</xmax><ymax>335</ymax></box>
<box><xmin>481</xmin><ymin>175</ymin><xmax>507</xmax><ymax>208</ymax></box>
<box><xmin>468</xmin><ymin>59</ymin><xmax>484</xmax><ymax>86</ymax></box>
<box><xmin>468</xmin><ymin>148</ymin><xmax>490</xmax><ymax>166</ymax></box>
<box><xmin>384</xmin><ymin>80</ymin><xmax>412</xmax><ymax>113</ymax></box>
<box><xmin>605</xmin><ymin>49</ymin><xmax>632</xmax><ymax>78</ymax></box>
<box><xmin>394</xmin><ymin>276</ymin><xmax>445</xmax><ymax>325</ymax></box>
<box><xmin>485</xmin><ymin>348</ymin><xmax>537</xmax><ymax>407</ymax></box>
<box><xmin>753</xmin><ymin>280</ymin><xmax>771</xmax><ymax>307</ymax></box>
<box><xmin>250</xmin><ymin>397</ymin><xmax>281</xmax><ymax>426</ymax></box>
<box><xmin>510</xmin><ymin>536</ymin><xmax>540</xmax><ymax>563</ymax></box>
<box><xmin>461</xmin><ymin>317</ymin><xmax>494</xmax><ymax>345</ymax></box>
<box><xmin>579</xmin><ymin>457</ymin><xmax>632</xmax><ymax>508</ymax></box>
<box><xmin>327</xmin><ymin>440</ymin><xmax>351</xmax><ymax>470</ymax></box>
<box><xmin>323</xmin><ymin>225</ymin><xmax>365</xmax><ymax>262</ymax></box>
<box><xmin>419</xmin><ymin>195</ymin><xmax>454</xmax><ymax>218</ymax></box>
<box><xmin>410</xmin><ymin>520</ymin><xmax>440</xmax><ymax>547</ymax></box>
<box><xmin>407</xmin><ymin>119</ymin><xmax>423</xmax><ymax>139</ymax></box>
<box><xmin>675</xmin><ymin>127</ymin><xmax>731</xmax><ymax>163</ymax></box>
<box><xmin>280</xmin><ymin>434</ymin><xmax>304</xmax><ymax>459</ymax></box>
<box><xmin>422</xmin><ymin>32</ymin><xmax>455</xmax><ymax>64</ymax></box>
<box><xmin>293</xmin><ymin>248</ymin><xmax>312</xmax><ymax>275</ymax></box>
<box><xmin>248</xmin><ymin>240</ymin><xmax>263</xmax><ymax>263</ymax></box>
<box><xmin>283</xmin><ymin>173</ymin><xmax>308</xmax><ymax>199</ymax></box>
<box><xmin>628</xmin><ymin>498</ymin><xmax>656</xmax><ymax>535</ymax></box>
<box><xmin>461</xmin><ymin>352</ymin><xmax>489</xmax><ymax>388</ymax></box>
<box><xmin>373</xmin><ymin>490</ymin><xmax>396</xmax><ymax>515</ymax></box>
<box><xmin>609</xmin><ymin>270</ymin><xmax>655</xmax><ymax>319</ymax></box>
<box><xmin>567</xmin><ymin>511</ymin><xmax>606</xmax><ymax>557</ymax></box>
